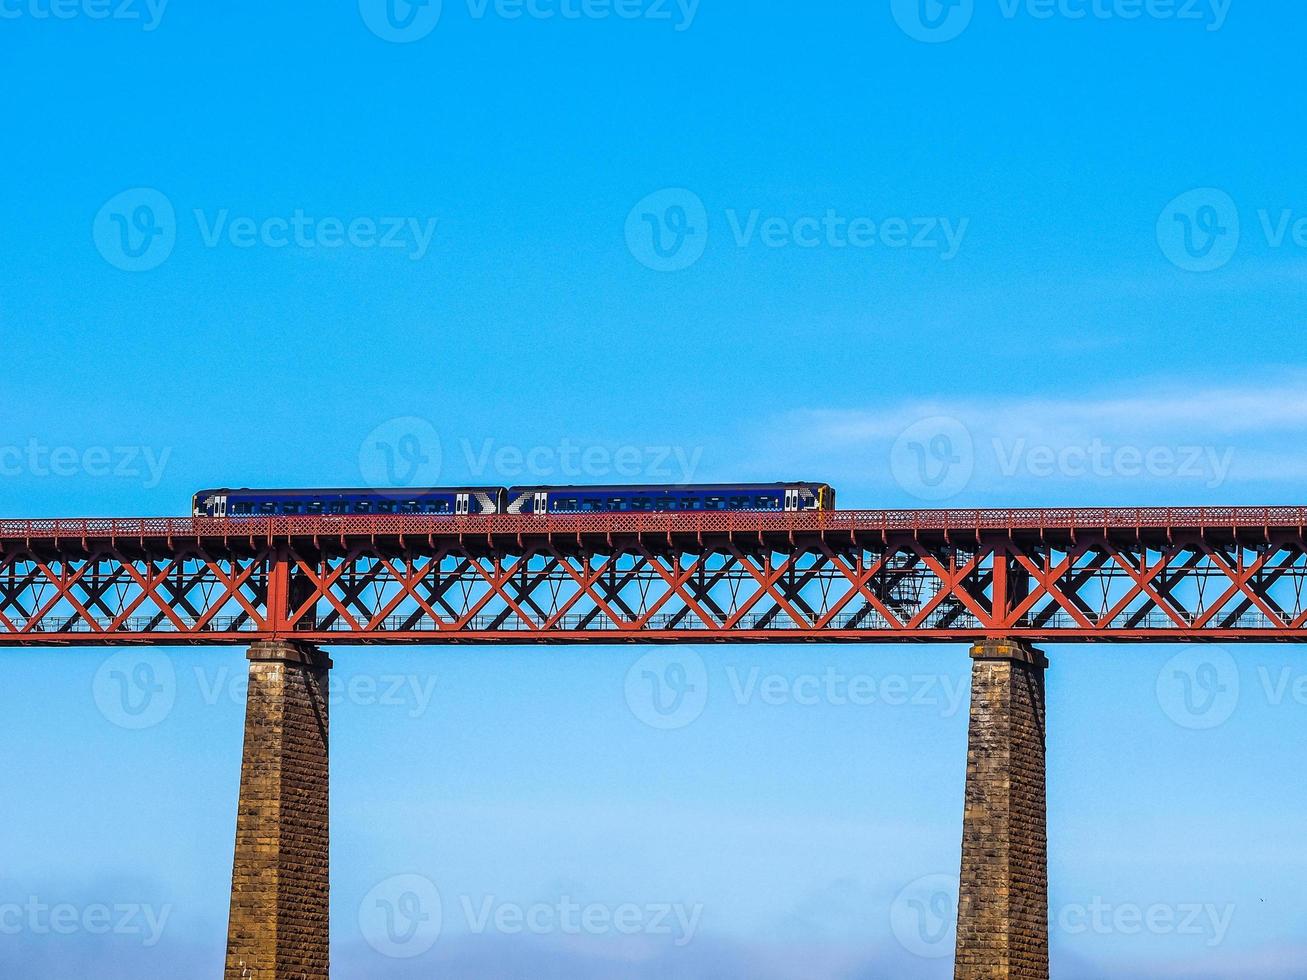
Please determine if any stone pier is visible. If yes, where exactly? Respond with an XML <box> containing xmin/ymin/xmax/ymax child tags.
<box><xmin>225</xmin><ymin>640</ymin><xmax>332</xmax><ymax>979</ymax></box>
<box><xmin>954</xmin><ymin>639</ymin><xmax>1050</xmax><ymax>979</ymax></box>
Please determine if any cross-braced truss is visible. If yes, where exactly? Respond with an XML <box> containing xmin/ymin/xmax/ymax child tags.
<box><xmin>2</xmin><ymin>509</ymin><xmax>1306</xmax><ymax>644</ymax></box>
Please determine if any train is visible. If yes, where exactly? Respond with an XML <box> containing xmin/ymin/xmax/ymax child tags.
<box><xmin>191</xmin><ymin>483</ymin><xmax>836</xmax><ymax>518</ymax></box>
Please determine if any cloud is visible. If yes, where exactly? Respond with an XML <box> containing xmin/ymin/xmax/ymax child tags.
<box><xmin>332</xmin><ymin>932</ymin><xmax>923</xmax><ymax>980</ymax></box>
<box><xmin>796</xmin><ymin>379</ymin><xmax>1307</xmax><ymax>444</ymax></box>
<box><xmin>333</xmin><ymin>933</ymin><xmax>1307</xmax><ymax>980</ymax></box>
<box><xmin>747</xmin><ymin>376</ymin><xmax>1307</xmax><ymax>502</ymax></box>
<box><xmin>1051</xmin><ymin>943</ymin><xmax>1307</xmax><ymax>980</ymax></box>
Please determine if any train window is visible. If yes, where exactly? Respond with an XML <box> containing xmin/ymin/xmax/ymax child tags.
<box><xmin>233</xmin><ymin>502</ymin><xmax>252</xmax><ymax>515</ymax></box>
<box><xmin>758</xmin><ymin>495</ymin><xmax>780</xmax><ymax>509</ymax></box>
<box><xmin>705</xmin><ymin>497</ymin><xmax>725</xmax><ymax>510</ymax></box>
<box><xmin>355</xmin><ymin>501</ymin><xmax>372</xmax><ymax>513</ymax></box>
<box><xmin>581</xmin><ymin>499</ymin><xmax>602</xmax><ymax>512</ymax></box>
<box><xmin>401</xmin><ymin>501</ymin><xmax>419</xmax><ymax>514</ymax></box>
<box><xmin>260</xmin><ymin>502</ymin><xmax>276</xmax><ymax>514</ymax></box>
<box><xmin>377</xmin><ymin>501</ymin><xmax>397</xmax><ymax>514</ymax></box>
<box><xmin>329</xmin><ymin>502</ymin><xmax>347</xmax><ymax>514</ymax></box>
<box><xmin>608</xmin><ymin>497</ymin><xmax>625</xmax><ymax>511</ymax></box>
<box><xmin>307</xmin><ymin>501</ymin><xmax>323</xmax><ymax>514</ymax></box>
<box><xmin>728</xmin><ymin>496</ymin><xmax>748</xmax><ymax>510</ymax></box>
<box><xmin>655</xmin><ymin>497</ymin><xmax>674</xmax><ymax>511</ymax></box>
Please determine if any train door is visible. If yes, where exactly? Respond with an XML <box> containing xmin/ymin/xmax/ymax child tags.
<box><xmin>455</xmin><ymin>493</ymin><xmax>470</xmax><ymax>516</ymax></box>
<box><xmin>213</xmin><ymin>495</ymin><xmax>228</xmax><ymax>518</ymax></box>
<box><xmin>783</xmin><ymin>487</ymin><xmax>799</xmax><ymax>512</ymax></box>
<box><xmin>534</xmin><ymin>491</ymin><xmax>549</xmax><ymax>514</ymax></box>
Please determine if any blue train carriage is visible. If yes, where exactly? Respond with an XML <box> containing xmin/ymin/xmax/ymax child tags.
<box><xmin>192</xmin><ymin>487</ymin><xmax>505</xmax><ymax>518</ymax></box>
<box><xmin>503</xmin><ymin>483</ymin><xmax>835</xmax><ymax>514</ymax></box>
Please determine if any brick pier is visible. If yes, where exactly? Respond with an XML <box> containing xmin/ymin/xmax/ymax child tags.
<box><xmin>954</xmin><ymin>639</ymin><xmax>1050</xmax><ymax>979</ymax></box>
<box><xmin>225</xmin><ymin>640</ymin><xmax>332</xmax><ymax>979</ymax></box>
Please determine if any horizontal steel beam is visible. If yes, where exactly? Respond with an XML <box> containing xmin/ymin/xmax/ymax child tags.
<box><xmin>1</xmin><ymin>505</ymin><xmax>1305</xmax><ymax>548</ymax></box>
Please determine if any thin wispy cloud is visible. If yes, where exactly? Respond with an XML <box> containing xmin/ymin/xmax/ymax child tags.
<box><xmin>797</xmin><ymin>380</ymin><xmax>1307</xmax><ymax>442</ymax></box>
<box><xmin>748</xmin><ymin>377</ymin><xmax>1307</xmax><ymax>503</ymax></box>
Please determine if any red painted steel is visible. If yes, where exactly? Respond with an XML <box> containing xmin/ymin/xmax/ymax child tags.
<box><xmin>2</xmin><ymin>506</ymin><xmax>1306</xmax><ymax>542</ymax></box>
<box><xmin>2</xmin><ymin>507</ymin><xmax>1305</xmax><ymax>644</ymax></box>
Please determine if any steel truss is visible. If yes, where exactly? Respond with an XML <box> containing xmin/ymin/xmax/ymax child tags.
<box><xmin>1</xmin><ymin>509</ymin><xmax>1305</xmax><ymax>644</ymax></box>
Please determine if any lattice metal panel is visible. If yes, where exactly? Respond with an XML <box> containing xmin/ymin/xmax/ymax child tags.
<box><xmin>2</xmin><ymin>510</ymin><xmax>1306</xmax><ymax>643</ymax></box>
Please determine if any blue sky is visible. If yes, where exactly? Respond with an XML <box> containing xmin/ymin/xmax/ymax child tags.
<box><xmin>3</xmin><ymin>1</ymin><xmax>1307</xmax><ymax>977</ymax></box>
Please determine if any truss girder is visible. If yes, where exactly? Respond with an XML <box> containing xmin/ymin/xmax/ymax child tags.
<box><xmin>2</xmin><ymin>528</ymin><xmax>1306</xmax><ymax>644</ymax></box>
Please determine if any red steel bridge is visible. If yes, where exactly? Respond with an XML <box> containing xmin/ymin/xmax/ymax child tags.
<box><xmin>3</xmin><ymin>505</ymin><xmax>1306</xmax><ymax>645</ymax></box>
<box><xmin>10</xmin><ymin>504</ymin><xmax>1304</xmax><ymax>979</ymax></box>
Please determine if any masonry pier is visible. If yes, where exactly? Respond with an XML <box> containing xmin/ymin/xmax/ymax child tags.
<box><xmin>954</xmin><ymin>639</ymin><xmax>1050</xmax><ymax>979</ymax></box>
<box><xmin>225</xmin><ymin>640</ymin><xmax>332</xmax><ymax>980</ymax></box>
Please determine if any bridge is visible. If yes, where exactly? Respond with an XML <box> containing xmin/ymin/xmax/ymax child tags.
<box><xmin>5</xmin><ymin>505</ymin><xmax>1305</xmax><ymax>978</ymax></box>
<box><xmin>4</xmin><ymin>506</ymin><xmax>1305</xmax><ymax>644</ymax></box>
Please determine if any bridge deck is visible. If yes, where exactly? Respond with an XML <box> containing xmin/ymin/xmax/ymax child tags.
<box><xmin>2</xmin><ymin>505</ymin><xmax>1304</xmax><ymax>550</ymax></box>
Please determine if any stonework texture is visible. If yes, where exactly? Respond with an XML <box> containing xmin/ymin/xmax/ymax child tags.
<box><xmin>954</xmin><ymin>639</ymin><xmax>1050</xmax><ymax>980</ymax></box>
<box><xmin>225</xmin><ymin>641</ymin><xmax>332</xmax><ymax>980</ymax></box>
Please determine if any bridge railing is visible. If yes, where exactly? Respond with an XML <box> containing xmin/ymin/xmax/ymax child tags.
<box><xmin>0</xmin><ymin>506</ymin><xmax>1304</xmax><ymax>541</ymax></box>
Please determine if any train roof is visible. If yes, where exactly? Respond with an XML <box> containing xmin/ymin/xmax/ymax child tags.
<box><xmin>193</xmin><ymin>486</ymin><xmax>504</xmax><ymax>496</ymax></box>
<box><xmin>195</xmin><ymin>483</ymin><xmax>831</xmax><ymax>497</ymax></box>
<box><xmin>506</xmin><ymin>483</ymin><xmax>831</xmax><ymax>492</ymax></box>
